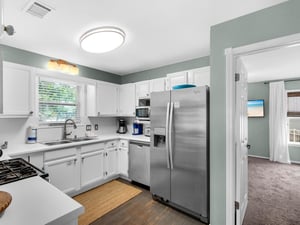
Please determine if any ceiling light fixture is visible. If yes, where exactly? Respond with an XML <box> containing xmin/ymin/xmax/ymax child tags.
<box><xmin>47</xmin><ymin>59</ymin><xmax>79</xmax><ymax>75</ymax></box>
<box><xmin>80</xmin><ymin>26</ymin><xmax>125</xmax><ymax>53</ymax></box>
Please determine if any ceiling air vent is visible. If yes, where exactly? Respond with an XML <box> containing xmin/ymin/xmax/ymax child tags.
<box><xmin>24</xmin><ymin>1</ymin><xmax>53</xmax><ymax>18</ymax></box>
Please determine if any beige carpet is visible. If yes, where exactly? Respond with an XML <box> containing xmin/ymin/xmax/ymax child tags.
<box><xmin>74</xmin><ymin>180</ymin><xmax>142</xmax><ymax>225</ymax></box>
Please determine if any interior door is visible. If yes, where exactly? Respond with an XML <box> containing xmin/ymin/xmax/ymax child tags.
<box><xmin>235</xmin><ymin>58</ymin><xmax>248</xmax><ymax>225</ymax></box>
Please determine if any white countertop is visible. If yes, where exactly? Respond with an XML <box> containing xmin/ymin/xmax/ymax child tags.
<box><xmin>5</xmin><ymin>133</ymin><xmax>150</xmax><ymax>157</ymax></box>
<box><xmin>0</xmin><ymin>176</ymin><xmax>84</xmax><ymax>225</ymax></box>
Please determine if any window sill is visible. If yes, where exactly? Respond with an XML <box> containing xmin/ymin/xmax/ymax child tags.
<box><xmin>288</xmin><ymin>142</ymin><xmax>300</xmax><ymax>147</ymax></box>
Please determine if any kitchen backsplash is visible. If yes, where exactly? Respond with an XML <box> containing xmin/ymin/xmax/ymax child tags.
<box><xmin>0</xmin><ymin>117</ymin><xmax>120</xmax><ymax>145</ymax></box>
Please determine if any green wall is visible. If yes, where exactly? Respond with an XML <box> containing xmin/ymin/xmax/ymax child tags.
<box><xmin>248</xmin><ymin>81</ymin><xmax>300</xmax><ymax>162</ymax></box>
<box><xmin>121</xmin><ymin>56</ymin><xmax>209</xmax><ymax>84</ymax></box>
<box><xmin>248</xmin><ymin>82</ymin><xmax>269</xmax><ymax>158</ymax></box>
<box><xmin>0</xmin><ymin>45</ymin><xmax>121</xmax><ymax>84</ymax></box>
<box><xmin>210</xmin><ymin>1</ymin><xmax>300</xmax><ymax>224</ymax></box>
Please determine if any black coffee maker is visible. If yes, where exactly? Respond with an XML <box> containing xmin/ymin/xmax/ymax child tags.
<box><xmin>117</xmin><ymin>119</ymin><xmax>127</xmax><ymax>134</ymax></box>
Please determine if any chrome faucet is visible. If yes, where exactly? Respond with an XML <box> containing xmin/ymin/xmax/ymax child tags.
<box><xmin>63</xmin><ymin>119</ymin><xmax>77</xmax><ymax>140</ymax></box>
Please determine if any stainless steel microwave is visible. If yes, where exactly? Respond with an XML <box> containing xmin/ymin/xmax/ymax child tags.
<box><xmin>135</xmin><ymin>106</ymin><xmax>150</xmax><ymax>120</ymax></box>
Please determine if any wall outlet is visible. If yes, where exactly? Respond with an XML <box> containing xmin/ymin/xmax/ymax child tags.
<box><xmin>86</xmin><ymin>124</ymin><xmax>92</xmax><ymax>131</ymax></box>
<box><xmin>94</xmin><ymin>124</ymin><xmax>98</xmax><ymax>130</ymax></box>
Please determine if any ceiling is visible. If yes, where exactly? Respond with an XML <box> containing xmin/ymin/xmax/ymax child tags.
<box><xmin>0</xmin><ymin>0</ymin><xmax>286</xmax><ymax>76</ymax></box>
<box><xmin>242</xmin><ymin>44</ymin><xmax>300</xmax><ymax>83</ymax></box>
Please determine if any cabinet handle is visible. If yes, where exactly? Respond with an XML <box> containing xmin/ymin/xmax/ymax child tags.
<box><xmin>74</xmin><ymin>159</ymin><xmax>77</xmax><ymax>164</ymax></box>
<box><xmin>66</xmin><ymin>161</ymin><xmax>72</xmax><ymax>166</ymax></box>
<box><xmin>29</xmin><ymin>111</ymin><xmax>33</xmax><ymax>115</ymax></box>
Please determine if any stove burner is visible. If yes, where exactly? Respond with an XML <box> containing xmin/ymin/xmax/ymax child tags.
<box><xmin>0</xmin><ymin>158</ymin><xmax>48</xmax><ymax>185</ymax></box>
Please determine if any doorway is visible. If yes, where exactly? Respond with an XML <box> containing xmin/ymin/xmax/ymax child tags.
<box><xmin>225</xmin><ymin>33</ymin><xmax>300</xmax><ymax>225</ymax></box>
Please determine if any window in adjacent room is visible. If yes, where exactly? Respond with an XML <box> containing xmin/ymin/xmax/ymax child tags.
<box><xmin>38</xmin><ymin>77</ymin><xmax>81</xmax><ymax>123</ymax></box>
<box><xmin>287</xmin><ymin>91</ymin><xmax>300</xmax><ymax>144</ymax></box>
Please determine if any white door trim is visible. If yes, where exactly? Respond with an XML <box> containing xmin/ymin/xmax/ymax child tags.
<box><xmin>225</xmin><ymin>32</ymin><xmax>300</xmax><ymax>225</ymax></box>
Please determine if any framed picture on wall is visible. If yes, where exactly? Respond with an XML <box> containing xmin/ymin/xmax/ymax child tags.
<box><xmin>248</xmin><ymin>99</ymin><xmax>265</xmax><ymax>118</ymax></box>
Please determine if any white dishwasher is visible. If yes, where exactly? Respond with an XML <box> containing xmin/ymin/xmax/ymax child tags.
<box><xmin>129</xmin><ymin>141</ymin><xmax>150</xmax><ymax>186</ymax></box>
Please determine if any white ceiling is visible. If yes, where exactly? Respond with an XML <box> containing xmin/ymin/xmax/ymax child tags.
<box><xmin>242</xmin><ymin>44</ymin><xmax>300</xmax><ymax>83</ymax></box>
<box><xmin>0</xmin><ymin>0</ymin><xmax>286</xmax><ymax>75</ymax></box>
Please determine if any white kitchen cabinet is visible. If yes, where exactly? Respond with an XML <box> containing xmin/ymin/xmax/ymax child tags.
<box><xmin>13</xmin><ymin>152</ymin><xmax>44</xmax><ymax>170</ymax></box>
<box><xmin>119</xmin><ymin>83</ymin><xmax>135</xmax><ymax>117</ymax></box>
<box><xmin>0</xmin><ymin>62</ymin><xmax>33</xmax><ymax>116</ymax></box>
<box><xmin>166</xmin><ymin>70</ymin><xmax>188</xmax><ymax>90</ymax></box>
<box><xmin>104</xmin><ymin>140</ymin><xmax>118</xmax><ymax>178</ymax></box>
<box><xmin>150</xmin><ymin>77</ymin><xmax>166</xmax><ymax>93</ymax></box>
<box><xmin>81</xmin><ymin>150</ymin><xmax>104</xmax><ymax>188</ymax></box>
<box><xmin>166</xmin><ymin>67</ymin><xmax>210</xmax><ymax>90</ymax></box>
<box><xmin>118</xmin><ymin>140</ymin><xmax>129</xmax><ymax>177</ymax></box>
<box><xmin>86</xmin><ymin>83</ymin><xmax>97</xmax><ymax>117</ymax></box>
<box><xmin>188</xmin><ymin>66</ymin><xmax>210</xmax><ymax>87</ymax></box>
<box><xmin>135</xmin><ymin>81</ymin><xmax>150</xmax><ymax>105</ymax></box>
<box><xmin>97</xmin><ymin>82</ymin><xmax>119</xmax><ymax>116</ymax></box>
<box><xmin>44</xmin><ymin>147</ymin><xmax>80</xmax><ymax>195</ymax></box>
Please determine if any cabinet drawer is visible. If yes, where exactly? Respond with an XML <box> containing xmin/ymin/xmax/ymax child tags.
<box><xmin>44</xmin><ymin>147</ymin><xmax>77</xmax><ymax>161</ymax></box>
<box><xmin>81</xmin><ymin>142</ymin><xmax>105</xmax><ymax>154</ymax></box>
<box><xmin>119</xmin><ymin>140</ymin><xmax>129</xmax><ymax>148</ymax></box>
<box><xmin>106</xmin><ymin>140</ymin><xmax>117</xmax><ymax>148</ymax></box>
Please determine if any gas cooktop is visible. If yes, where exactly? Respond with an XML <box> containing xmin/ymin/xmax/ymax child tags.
<box><xmin>0</xmin><ymin>158</ymin><xmax>48</xmax><ymax>185</ymax></box>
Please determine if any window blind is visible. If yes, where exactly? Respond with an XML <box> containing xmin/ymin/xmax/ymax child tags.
<box><xmin>39</xmin><ymin>77</ymin><xmax>80</xmax><ymax>123</ymax></box>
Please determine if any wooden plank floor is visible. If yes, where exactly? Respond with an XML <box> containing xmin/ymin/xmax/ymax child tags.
<box><xmin>91</xmin><ymin>179</ymin><xmax>205</xmax><ymax>225</ymax></box>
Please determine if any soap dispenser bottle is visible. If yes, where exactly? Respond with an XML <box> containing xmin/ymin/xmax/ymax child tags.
<box><xmin>27</xmin><ymin>126</ymin><xmax>37</xmax><ymax>144</ymax></box>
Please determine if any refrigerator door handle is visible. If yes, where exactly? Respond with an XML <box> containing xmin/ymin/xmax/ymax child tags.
<box><xmin>165</xmin><ymin>102</ymin><xmax>171</xmax><ymax>169</ymax></box>
<box><xmin>169</xmin><ymin>101</ymin><xmax>174</xmax><ymax>170</ymax></box>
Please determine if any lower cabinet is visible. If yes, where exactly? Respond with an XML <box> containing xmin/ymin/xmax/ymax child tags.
<box><xmin>44</xmin><ymin>155</ymin><xmax>80</xmax><ymax>195</ymax></box>
<box><xmin>118</xmin><ymin>140</ymin><xmax>129</xmax><ymax>177</ymax></box>
<box><xmin>81</xmin><ymin>150</ymin><xmax>104</xmax><ymax>188</ymax></box>
<box><xmin>41</xmin><ymin>139</ymin><xmax>138</xmax><ymax>195</ymax></box>
<box><xmin>104</xmin><ymin>144</ymin><xmax>119</xmax><ymax>178</ymax></box>
<box><xmin>44</xmin><ymin>147</ymin><xmax>80</xmax><ymax>196</ymax></box>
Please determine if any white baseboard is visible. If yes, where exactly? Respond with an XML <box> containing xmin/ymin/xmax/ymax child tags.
<box><xmin>249</xmin><ymin>154</ymin><xmax>300</xmax><ymax>164</ymax></box>
<box><xmin>248</xmin><ymin>155</ymin><xmax>269</xmax><ymax>160</ymax></box>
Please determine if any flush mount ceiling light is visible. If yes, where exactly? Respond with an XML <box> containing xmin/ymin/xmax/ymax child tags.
<box><xmin>80</xmin><ymin>27</ymin><xmax>126</xmax><ymax>53</ymax></box>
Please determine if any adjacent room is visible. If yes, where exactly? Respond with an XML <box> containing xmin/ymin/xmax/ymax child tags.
<box><xmin>240</xmin><ymin>43</ymin><xmax>300</xmax><ymax>225</ymax></box>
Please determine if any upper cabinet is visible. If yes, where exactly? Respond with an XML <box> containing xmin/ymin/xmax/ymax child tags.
<box><xmin>135</xmin><ymin>81</ymin><xmax>150</xmax><ymax>100</ymax></box>
<box><xmin>187</xmin><ymin>66</ymin><xmax>210</xmax><ymax>87</ymax></box>
<box><xmin>119</xmin><ymin>83</ymin><xmax>135</xmax><ymax>117</ymax></box>
<box><xmin>86</xmin><ymin>83</ymin><xmax>97</xmax><ymax>117</ymax></box>
<box><xmin>0</xmin><ymin>62</ymin><xmax>33</xmax><ymax>117</ymax></box>
<box><xmin>149</xmin><ymin>77</ymin><xmax>166</xmax><ymax>93</ymax></box>
<box><xmin>166</xmin><ymin>66</ymin><xmax>210</xmax><ymax>90</ymax></box>
<box><xmin>85</xmin><ymin>81</ymin><xmax>119</xmax><ymax>117</ymax></box>
<box><xmin>97</xmin><ymin>82</ymin><xmax>119</xmax><ymax>116</ymax></box>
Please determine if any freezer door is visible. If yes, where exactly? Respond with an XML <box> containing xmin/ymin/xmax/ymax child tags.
<box><xmin>170</xmin><ymin>86</ymin><xmax>209</xmax><ymax>217</ymax></box>
<box><xmin>150</xmin><ymin>90</ymin><xmax>171</xmax><ymax>200</ymax></box>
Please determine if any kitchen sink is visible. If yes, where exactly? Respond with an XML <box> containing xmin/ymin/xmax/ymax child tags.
<box><xmin>43</xmin><ymin>140</ymin><xmax>72</xmax><ymax>146</ymax></box>
<box><xmin>68</xmin><ymin>137</ymin><xmax>94</xmax><ymax>142</ymax></box>
<box><xmin>43</xmin><ymin>137</ymin><xmax>94</xmax><ymax>146</ymax></box>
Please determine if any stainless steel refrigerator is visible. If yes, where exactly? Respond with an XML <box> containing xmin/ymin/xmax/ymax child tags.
<box><xmin>150</xmin><ymin>86</ymin><xmax>209</xmax><ymax>223</ymax></box>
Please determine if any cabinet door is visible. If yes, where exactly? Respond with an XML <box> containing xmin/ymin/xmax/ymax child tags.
<box><xmin>15</xmin><ymin>152</ymin><xmax>44</xmax><ymax>170</ymax></box>
<box><xmin>166</xmin><ymin>71</ymin><xmax>188</xmax><ymax>90</ymax></box>
<box><xmin>81</xmin><ymin>151</ymin><xmax>104</xmax><ymax>188</ymax></box>
<box><xmin>86</xmin><ymin>83</ymin><xmax>97</xmax><ymax>116</ymax></box>
<box><xmin>97</xmin><ymin>82</ymin><xmax>118</xmax><ymax>116</ymax></box>
<box><xmin>150</xmin><ymin>77</ymin><xmax>165</xmax><ymax>93</ymax></box>
<box><xmin>44</xmin><ymin>156</ymin><xmax>80</xmax><ymax>195</ymax></box>
<box><xmin>188</xmin><ymin>66</ymin><xmax>210</xmax><ymax>87</ymax></box>
<box><xmin>2</xmin><ymin>62</ymin><xmax>33</xmax><ymax>115</ymax></box>
<box><xmin>118</xmin><ymin>147</ymin><xmax>129</xmax><ymax>177</ymax></box>
<box><xmin>119</xmin><ymin>83</ymin><xmax>135</xmax><ymax>116</ymax></box>
<box><xmin>135</xmin><ymin>81</ymin><xmax>150</xmax><ymax>104</ymax></box>
<box><xmin>105</xmin><ymin>147</ymin><xmax>118</xmax><ymax>177</ymax></box>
